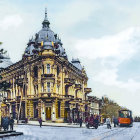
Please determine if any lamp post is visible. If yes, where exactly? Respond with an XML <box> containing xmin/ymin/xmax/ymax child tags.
<box><xmin>0</xmin><ymin>93</ymin><xmax>3</xmax><ymax>131</ymax></box>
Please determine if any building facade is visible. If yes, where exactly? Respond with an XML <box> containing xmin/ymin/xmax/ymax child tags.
<box><xmin>0</xmin><ymin>9</ymin><xmax>91</xmax><ymax>122</ymax></box>
<box><xmin>88</xmin><ymin>96</ymin><xmax>101</xmax><ymax>115</ymax></box>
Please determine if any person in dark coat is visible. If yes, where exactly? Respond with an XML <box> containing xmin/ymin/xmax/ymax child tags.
<box><xmin>79</xmin><ymin>117</ymin><xmax>83</xmax><ymax>127</ymax></box>
<box><xmin>9</xmin><ymin>117</ymin><xmax>14</xmax><ymax>130</ymax></box>
<box><xmin>38</xmin><ymin>118</ymin><xmax>42</xmax><ymax>127</ymax></box>
<box><xmin>2</xmin><ymin>116</ymin><xmax>9</xmax><ymax>131</ymax></box>
<box><xmin>113</xmin><ymin>117</ymin><xmax>118</xmax><ymax>127</ymax></box>
<box><xmin>90</xmin><ymin>114</ymin><xmax>94</xmax><ymax>125</ymax></box>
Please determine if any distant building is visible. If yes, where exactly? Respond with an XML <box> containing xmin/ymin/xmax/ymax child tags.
<box><xmin>0</xmin><ymin>9</ymin><xmax>92</xmax><ymax>122</ymax></box>
<box><xmin>88</xmin><ymin>96</ymin><xmax>101</xmax><ymax>115</ymax></box>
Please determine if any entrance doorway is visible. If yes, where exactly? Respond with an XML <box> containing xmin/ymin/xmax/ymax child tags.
<box><xmin>46</xmin><ymin>107</ymin><xmax>51</xmax><ymax>120</ymax></box>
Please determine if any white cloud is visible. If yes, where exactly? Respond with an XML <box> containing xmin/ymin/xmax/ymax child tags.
<box><xmin>72</xmin><ymin>27</ymin><xmax>140</xmax><ymax>115</ymax></box>
<box><xmin>0</xmin><ymin>14</ymin><xmax>23</xmax><ymax>30</ymax></box>
<box><xmin>74</xmin><ymin>27</ymin><xmax>139</xmax><ymax>61</ymax></box>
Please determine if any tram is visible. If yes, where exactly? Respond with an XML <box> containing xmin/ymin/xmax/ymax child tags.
<box><xmin>118</xmin><ymin>109</ymin><xmax>133</xmax><ymax>127</ymax></box>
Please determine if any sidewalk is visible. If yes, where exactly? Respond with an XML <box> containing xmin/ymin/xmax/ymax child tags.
<box><xmin>18</xmin><ymin>121</ymin><xmax>86</xmax><ymax>128</ymax></box>
<box><xmin>0</xmin><ymin>131</ymin><xmax>23</xmax><ymax>138</ymax></box>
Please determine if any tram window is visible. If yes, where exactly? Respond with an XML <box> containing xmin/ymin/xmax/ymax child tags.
<box><xmin>119</xmin><ymin>111</ymin><xmax>131</xmax><ymax>118</ymax></box>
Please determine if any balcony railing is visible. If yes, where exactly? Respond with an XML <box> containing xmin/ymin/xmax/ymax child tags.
<box><xmin>27</xmin><ymin>94</ymin><xmax>39</xmax><ymax>99</ymax></box>
<box><xmin>75</xmin><ymin>84</ymin><xmax>82</xmax><ymax>89</ymax></box>
<box><xmin>84</xmin><ymin>88</ymin><xmax>92</xmax><ymax>93</ymax></box>
<box><xmin>40</xmin><ymin>92</ymin><xmax>57</xmax><ymax>98</ymax></box>
<box><xmin>41</xmin><ymin>74</ymin><xmax>55</xmax><ymax>80</ymax></box>
<box><xmin>64</xmin><ymin>78</ymin><xmax>75</xmax><ymax>85</ymax></box>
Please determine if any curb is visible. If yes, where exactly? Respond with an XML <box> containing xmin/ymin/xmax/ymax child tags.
<box><xmin>16</xmin><ymin>123</ymin><xmax>84</xmax><ymax>128</ymax></box>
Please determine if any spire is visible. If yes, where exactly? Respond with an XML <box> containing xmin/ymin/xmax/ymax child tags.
<box><xmin>42</xmin><ymin>8</ymin><xmax>50</xmax><ymax>28</ymax></box>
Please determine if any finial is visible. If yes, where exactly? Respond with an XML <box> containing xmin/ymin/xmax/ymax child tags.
<box><xmin>42</xmin><ymin>7</ymin><xmax>50</xmax><ymax>28</ymax></box>
<box><xmin>45</xmin><ymin>8</ymin><xmax>47</xmax><ymax>19</ymax></box>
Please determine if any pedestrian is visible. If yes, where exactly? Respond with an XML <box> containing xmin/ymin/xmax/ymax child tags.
<box><xmin>106</xmin><ymin>117</ymin><xmax>111</xmax><ymax>129</ymax></box>
<box><xmin>9</xmin><ymin>117</ymin><xmax>14</xmax><ymax>131</ymax></box>
<box><xmin>2</xmin><ymin>116</ymin><xmax>9</xmax><ymax>131</ymax></box>
<box><xmin>38</xmin><ymin>118</ymin><xmax>42</xmax><ymax>127</ymax></box>
<box><xmin>79</xmin><ymin>117</ymin><xmax>83</xmax><ymax>127</ymax></box>
<box><xmin>113</xmin><ymin>117</ymin><xmax>118</xmax><ymax>127</ymax></box>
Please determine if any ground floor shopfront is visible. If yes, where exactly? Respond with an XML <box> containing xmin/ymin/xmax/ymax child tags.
<box><xmin>1</xmin><ymin>98</ymin><xmax>90</xmax><ymax>123</ymax></box>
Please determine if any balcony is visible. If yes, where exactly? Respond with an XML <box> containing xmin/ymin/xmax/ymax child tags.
<box><xmin>84</xmin><ymin>88</ymin><xmax>92</xmax><ymax>93</ymax></box>
<box><xmin>75</xmin><ymin>84</ymin><xmax>82</xmax><ymax>90</ymax></box>
<box><xmin>27</xmin><ymin>94</ymin><xmax>39</xmax><ymax>99</ymax></box>
<box><xmin>41</xmin><ymin>74</ymin><xmax>55</xmax><ymax>80</ymax></box>
<box><xmin>40</xmin><ymin>92</ymin><xmax>55</xmax><ymax>98</ymax></box>
<box><xmin>64</xmin><ymin>78</ymin><xmax>75</xmax><ymax>86</ymax></box>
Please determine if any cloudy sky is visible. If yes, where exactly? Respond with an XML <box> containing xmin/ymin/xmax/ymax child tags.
<box><xmin>0</xmin><ymin>0</ymin><xmax>140</xmax><ymax>116</ymax></box>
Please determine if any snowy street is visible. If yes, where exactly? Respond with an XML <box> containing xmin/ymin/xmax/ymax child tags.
<box><xmin>1</xmin><ymin>122</ymin><xmax>140</xmax><ymax>140</ymax></box>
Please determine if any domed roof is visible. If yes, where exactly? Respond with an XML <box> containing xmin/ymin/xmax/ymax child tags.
<box><xmin>36</xmin><ymin>27</ymin><xmax>55</xmax><ymax>43</ymax></box>
<box><xmin>35</xmin><ymin>8</ymin><xmax>55</xmax><ymax>44</ymax></box>
<box><xmin>23</xmin><ymin>8</ymin><xmax>68</xmax><ymax>59</ymax></box>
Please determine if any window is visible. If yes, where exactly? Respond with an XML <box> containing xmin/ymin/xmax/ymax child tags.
<box><xmin>42</xmin><ymin>83</ymin><xmax>44</xmax><ymax>92</ymax></box>
<box><xmin>34</xmin><ymin>66</ymin><xmax>38</xmax><ymax>78</ymax></box>
<box><xmin>47</xmin><ymin>82</ymin><xmax>50</xmax><ymax>92</ymax></box>
<box><xmin>47</xmin><ymin>64</ymin><xmax>50</xmax><ymax>74</ymax></box>
<box><xmin>42</xmin><ymin>65</ymin><xmax>44</xmax><ymax>74</ymax></box>
<box><xmin>57</xmin><ymin>66</ymin><xmax>60</xmax><ymax>76</ymax></box>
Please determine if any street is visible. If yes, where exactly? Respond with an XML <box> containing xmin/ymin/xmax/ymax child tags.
<box><xmin>1</xmin><ymin>122</ymin><xmax>140</xmax><ymax>140</ymax></box>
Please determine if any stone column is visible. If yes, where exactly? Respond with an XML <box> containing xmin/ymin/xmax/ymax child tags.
<box><xmin>41</xmin><ymin>101</ymin><xmax>45</xmax><ymax>121</ymax></box>
<box><xmin>52</xmin><ymin>102</ymin><xmax>56</xmax><ymax>122</ymax></box>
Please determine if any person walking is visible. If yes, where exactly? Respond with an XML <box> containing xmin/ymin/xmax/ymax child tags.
<box><xmin>113</xmin><ymin>117</ymin><xmax>118</xmax><ymax>127</ymax></box>
<box><xmin>106</xmin><ymin>117</ymin><xmax>111</xmax><ymax>129</ymax></box>
<box><xmin>79</xmin><ymin>117</ymin><xmax>83</xmax><ymax>127</ymax></box>
<box><xmin>9</xmin><ymin>117</ymin><xmax>14</xmax><ymax>131</ymax></box>
<box><xmin>38</xmin><ymin>118</ymin><xmax>42</xmax><ymax>127</ymax></box>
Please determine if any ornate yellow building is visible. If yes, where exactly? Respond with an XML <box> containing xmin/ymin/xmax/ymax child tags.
<box><xmin>0</xmin><ymin>9</ymin><xmax>91</xmax><ymax>122</ymax></box>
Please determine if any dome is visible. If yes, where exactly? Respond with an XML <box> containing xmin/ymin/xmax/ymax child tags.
<box><xmin>36</xmin><ymin>27</ymin><xmax>55</xmax><ymax>43</ymax></box>
<box><xmin>23</xmin><ymin>8</ymin><xmax>68</xmax><ymax>60</ymax></box>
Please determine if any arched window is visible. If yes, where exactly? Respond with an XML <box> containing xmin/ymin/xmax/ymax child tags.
<box><xmin>46</xmin><ymin>64</ymin><xmax>50</xmax><ymax>74</ymax></box>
